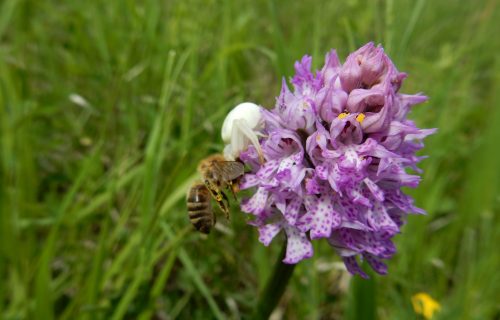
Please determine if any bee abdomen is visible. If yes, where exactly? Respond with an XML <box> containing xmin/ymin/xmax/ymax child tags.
<box><xmin>187</xmin><ymin>201</ymin><xmax>209</xmax><ymax>212</ymax></box>
<box><xmin>187</xmin><ymin>205</ymin><xmax>214</xmax><ymax>232</ymax></box>
<box><xmin>187</xmin><ymin>187</ymin><xmax>210</xmax><ymax>203</ymax></box>
<box><xmin>190</xmin><ymin>216</ymin><xmax>214</xmax><ymax>234</ymax></box>
<box><xmin>187</xmin><ymin>183</ymin><xmax>214</xmax><ymax>234</ymax></box>
<box><xmin>188</xmin><ymin>209</ymin><xmax>210</xmax><ymax>220</ymax></box>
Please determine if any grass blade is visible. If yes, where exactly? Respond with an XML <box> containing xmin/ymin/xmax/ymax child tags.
<box><xmin>160</xmin><ymin>223</ymin><xmax>225</xmax><ymax>320</ymax></box>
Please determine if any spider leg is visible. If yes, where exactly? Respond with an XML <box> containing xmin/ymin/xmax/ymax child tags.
<box><xmin>233</xmin><ymin>119</ymin><xmax>265</xmax><ymax>164</ymax></box>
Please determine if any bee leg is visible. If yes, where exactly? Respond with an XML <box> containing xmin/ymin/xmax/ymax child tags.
<box><xmin>213</xmin><ymin>192</ymin><xmax>229</xmax><ymax>219</ymax></box>
<box><xmin>227</xmin><ymin>180</ymin><xmax>238</xmax><ymax>201</ymax></box>
<box><xmin>204</xmin><ymin>179</ymin><xmax>230</xmax><ymax>220</ymax></box>
<box><xmin>210</xmin><ymin>188</ymin><xmax>230</xmax><ymax>219</ymax></box>
<box><xmin>205</xmin><ymin>180</ymin><xmax>219</xmax><ymax>198</ymax></box>
<box><xmin>220</xmin><ymin>191</ymin><xmax>231</xmax><ymax>220</ymax></box>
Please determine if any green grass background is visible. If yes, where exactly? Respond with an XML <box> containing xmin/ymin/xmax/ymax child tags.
<box><xmin>1</xmin><ymin>0</ymin><xmax>499</xmax><ymax>319</ymax></box>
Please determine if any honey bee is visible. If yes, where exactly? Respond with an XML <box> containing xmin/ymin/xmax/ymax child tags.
<box><xmin>187</xmin><ymin>154</ymin><xmax>245</xmax><ymax>233</ymax></box>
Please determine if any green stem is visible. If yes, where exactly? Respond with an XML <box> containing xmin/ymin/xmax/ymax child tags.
<box><xmin>254</xmin><ymin>242</ymin><xmax>296</xmax><ymax>319</ymax></box>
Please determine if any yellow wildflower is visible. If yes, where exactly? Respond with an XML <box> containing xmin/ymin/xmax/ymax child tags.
<box><xmin>412</xmin><ymin>292</ymin><xmax>441</xmax><ymax>319</ymax></box>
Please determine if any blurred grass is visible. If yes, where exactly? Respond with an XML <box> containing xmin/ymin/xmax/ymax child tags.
<box><xmin>1</xmin><ymin>0</ymin><xmax>499</xmax><ymax>319</ymax></box>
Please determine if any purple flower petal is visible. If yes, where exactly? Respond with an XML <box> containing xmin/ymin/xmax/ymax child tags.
<box><xmin>239</xmin><ymin>174</ymin><xmax>260</xmax><ymax>189</ymax></box>
<box><xmin>283</xmin><ymin>197</ymin><xmax>302</xmax><ymax>225</ymax></box>
<box><xmin>320</xmin><ymin>49</ymin><xmax>342</xmax><ymax>84</ymax></box>
<box><xmin>292</xmin><ymin>55</ymin><xmax>315</xmax><ymax>93</ymax></box>
<box><xmin>343</xmin><ymin>256</ymin><xmax>368</xmax><ymax>278</ymax></box>
<box><xmin>311</xmin><ymin>195</ymin><xmax>341</xmax><ymax>239</ymax></box>
<box><xmin>283</xmin><ymin>224</ymin><xmax>314</xmax><ymax>264</ymax></box>
<box><xmin>346</xmin><ymin>88</ymin><xmax>385</xmax><ymax>113</ymax></box>
<box><xmin>258</xmin><ymin>223</ymin><xmax>282</xmax><ymax>246</ymax></box>
<box><xmin>364</xmin><ymin>178</ymin><xmax>385</xmax><ymax>202</ymax></box>
<box><xmin>241</xmin><ymin>187</ymin><xmax>268</xmax><ymax>215</ymax></box>
<box><xmin>366</xmin><ymin>202</ymin><xmax>399</xmax><ymax>233</ymax></box>
<box><xmin>364</xmin><ymin>253</ymin><xmax>388</xmax><ymax>275</ymax></box>
<box><xmin>319</xmin><ymin>85</ymin><xmax>348</xmax><ymax>122</ymax></box>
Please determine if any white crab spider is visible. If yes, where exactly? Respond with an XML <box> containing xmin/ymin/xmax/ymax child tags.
<box><xmin>221</xmin><ymin>102</ymin><xmax>265</xmax><ymax>163</ymax></box>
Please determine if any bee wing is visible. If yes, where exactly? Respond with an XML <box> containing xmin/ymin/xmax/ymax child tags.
<box><xmin>212</xmin><ymin>161</ymin><xmax>245</xmax><ymax>181</ymax></box>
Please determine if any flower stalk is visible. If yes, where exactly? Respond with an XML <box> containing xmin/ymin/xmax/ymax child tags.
<box><xmin>254</xmin><ymin>242</ymin><xmax>296</xmax><ymax>319</ymax></box>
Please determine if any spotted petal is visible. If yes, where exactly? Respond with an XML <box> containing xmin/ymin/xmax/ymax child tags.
<box><xmin>283</xmin><ymin>224</ymin><xmax>314</xmax><ymax>264</ymax></box>
<box><xmin>307</xmin><ymin>195</ymin><xmax>341</xmax><ymax>239</ymax></box>
<box><xmin>241</xmin><ymin>187</ymin><xmax>268</xmax><ymax>214</ymax></box>
<box><xmin>258</xmin><ymin>223</ymin><xmax>283</xmax><ymax>246</ymax></box>
<box><xmin>343</xmin><ymin>256</ymin><xmax>368</xmax><ymax>279</ymax></box>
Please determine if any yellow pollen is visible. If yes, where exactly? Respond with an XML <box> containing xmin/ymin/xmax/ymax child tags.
<box><xmin>356</xmin><ymin>113</ymin><xmax>366</xmax><ymax>123</ymax></box>
<box><xmin>337</xmin><ymin>112</ymin><xmax>349</xmax><ymax>119</ymax></box>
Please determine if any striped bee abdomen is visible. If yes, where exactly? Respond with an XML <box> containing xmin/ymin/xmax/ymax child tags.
<box><xmin>187</xmin><ymin>183</ymin><xmax>215</xmax><ymax>234</ymax></box>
